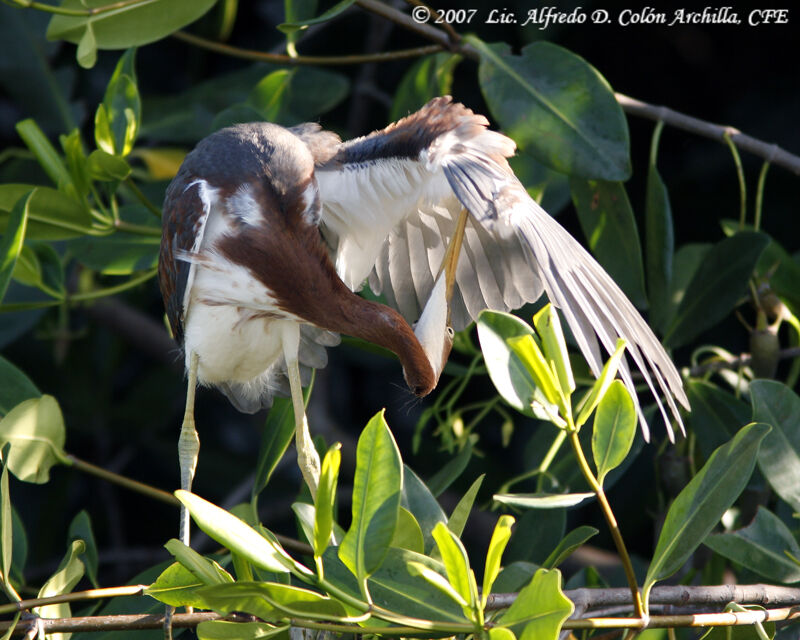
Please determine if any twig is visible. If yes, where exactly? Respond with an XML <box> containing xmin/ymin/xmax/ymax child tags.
<box><xmin>355</xmin><ymin>0</ymin><xmax>800</xmax><ymax>177</ymax></box>
<box><xmin>687</xmin><ymin>346</ymin><xmax>800</xmax><ymax>378</ymax></box>
<box><xmin>172</xmin><ymin>31</ymin><xmax>442</xmax><ymax>66</ymax></box>
<box><xmin>4</xmin><ymin>603</ymin><xmax>799</xmax><ymax>636</ymax></box>
<box><xmin>486</xmin><ymin>584</ymin><xmax>800</xmax><ymax>611</ymax></box>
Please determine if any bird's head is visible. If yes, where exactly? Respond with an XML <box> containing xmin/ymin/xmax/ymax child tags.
<box><xmin>409</xmin><ymin>272</ymin><xmax>455</xmax><ymax>396</ymax></box>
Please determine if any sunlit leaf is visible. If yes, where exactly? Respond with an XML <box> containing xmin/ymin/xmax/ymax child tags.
<box><xmin>431</xmin><ymin>522</ymin><xmax>475</xmax><ymax>616</ymax></box>
<box><xmin>0</xmin><ymin>189</ymin><xmax>33</xmax><ymax>305</ymax></box>
<box><xmin>482</xmin><ymin>515</ymin><xmax>515</xmax><ymax>607</ymax></box>
<box><xmin>391</xmin><ymin>507</ymin><xmax>424</xmax><ymax>554</ymax></box>
<box><xmin>339</xmin><ymin>410</ymin><xmax>402</xmax><ymax>582</ymax></box>
<box><xmin>592</xmin><ymin>380</ymin><xmax>636</xmax><ymax>485</ymax></box>
<box><xmin>165</xmin><ymin>538</ymin><xmax>234</xmax><ymax>586</ymax></box>
<box><xmin>447</xmin><ymin>474</ymin><xmax>484</xmax><ymax>538</ymax></box>
<box><xmin>497</xmin><ymin>568</ymin><xmax>573</xmax><ymax>639</ymax></box>
<box><xmin>0</xmin><ymin>184</ymin><xmax>93</xmax><ymax>240</ymax></box>
<box><xmin>0</xmin><ymin>395</ymin><xmax>68</xmax><ymax>483</ymax></box>
<box><xmin>494</xmin><ymin>492</ymin><xmax>594</xmax><ymax>509</ymax></box>
<box><xmin>68</xmin><ymin>510</ymin><xmax>99</xmax><ymax>588</ymax></box>
<box><xmin>175</xmin><ymin>491</ymin><xmax>296</xmax><ymax>575</ymax></box>
<box><xmin>532</xmin><ymin>304</ymin><xmax>575</xmax><ymax>397</ymax></box>
<box><xmin>401</xmin><ymin>464</ymin><xmax>446</xmax><ymax>554</ymax></box>
<box><xmin>313</xmin><ymin>443</ymin><xmax>341</xmax><ymax>558</ymax></box>
<box><xmin>196</xmin><ymin>620</ymin><xmax>289</xmax><ymax>640</ymax></box>
<box><xmin>34</xmin><ymin>539</ymin><xmax>85</xmax><ymax>638</ymax></box>
<box><xmin>47</xmin><ymin>0</ymin><xmax>217</xmax><ymax>50</ymax></box>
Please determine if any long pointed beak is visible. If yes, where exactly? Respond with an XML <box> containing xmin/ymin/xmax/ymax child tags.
<box><xmin>413</xmin><ymin>208</ymin><xmax>469</xmax><ymax>386</ymax></box>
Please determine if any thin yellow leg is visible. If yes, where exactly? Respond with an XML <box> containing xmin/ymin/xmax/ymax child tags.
<box><xmin>166</xmin><ymin>351</ymin><xmax>199</xmax><ymax>638</ymax></box>
<box><xmin>178</xmin><ymin>351</ymin><xmax>200</xmax><ymax>545</ymax></box>
<box><xmin>282</xmin><ymin>323</ymin><xmax>320</xmax><ymax>499</ymax></box>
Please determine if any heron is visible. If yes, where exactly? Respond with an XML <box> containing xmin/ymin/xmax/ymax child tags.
<box><xmin>158</xmin><ymin>96</ymin><xmax>689</xmax><ymax>546</ymax></box>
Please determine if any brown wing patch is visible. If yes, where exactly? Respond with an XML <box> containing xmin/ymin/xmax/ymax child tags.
<box><xmin>158</xmin><ymin>174</ymin><xmax>208</xmax><ymax>345</ymax></box>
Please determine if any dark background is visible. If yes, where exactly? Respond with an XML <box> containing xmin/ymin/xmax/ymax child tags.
<box><xmin>0</xmin><ymin>0</ymin><xmax>797</xmax><ymax>589</ymax></box>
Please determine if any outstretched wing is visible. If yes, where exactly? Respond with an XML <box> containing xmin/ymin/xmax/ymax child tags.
<box><xmin>314</xmin><ymin>96</ymin><xmax>688</xmax><ymax>439</ymax></box>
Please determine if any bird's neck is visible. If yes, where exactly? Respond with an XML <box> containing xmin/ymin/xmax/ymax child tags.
<box><xmin>326</xmin><ymin>294</ymin><xmax>437</xmax><ymax>396</ymax></box>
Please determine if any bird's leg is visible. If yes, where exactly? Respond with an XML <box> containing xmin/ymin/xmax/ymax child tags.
<box><xmin>282</xmin><ymin>323</ymin><xmax>320</xmax><ymax>499</ymax></box>
<box><xmin>178</xmin><ymin>350</ymin><xmax>200</xmax><ymax>545</ymax></box>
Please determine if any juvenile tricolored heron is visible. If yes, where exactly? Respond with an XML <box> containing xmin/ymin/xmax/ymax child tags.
<box><xmin>159</xmin><ymin>96</ymin><xmax>689</xmax><ymax>544</ymax></box>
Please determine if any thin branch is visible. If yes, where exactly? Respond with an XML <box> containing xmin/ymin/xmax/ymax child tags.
<box><xmin>356</xmin><ymin>0</ymin><xmax>800</xmax><ymax>176</ymax></box>
<box><xmin>172</xmin><ymin>31</ymin><xmax>442</xmax><ymax>66</ymax></box>
<box><xmin>688</xmin><ymin>346</ymin><xmax>800</xmax><ymax>378</ymax></box>
<box><xmin>0</xmin><ymin>586</ymin><xmax>145</xmax><ymax>616</ymax></box>
<box><xmin>487</xmin><ymin>584</ymin><xmax>800</xmax><ymax>611</ymax></box>
<box><xmin>4</xmin><ymin>603</ymin><xmax>799</xmax><ymax>636</ymax></box>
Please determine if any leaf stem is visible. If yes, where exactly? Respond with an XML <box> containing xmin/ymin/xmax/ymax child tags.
<box><xmin>0</xmin><ymin>585</ymin><xmax>144</xmax><ymax>615</ymax></box>
<box><xmin>722</xmin><ymin>132</ymin><xmax>747</xmax><ymax>229</ymax></box>
<box><xmin>112</xmin><ymin>219</ymin><xmax>161</xmax><ymax>236</ymax></box>
<box><xmin>753</xmin><ymin>160</ymin><xmax>771</xmax><ymax>231</ymax></box>
<box><xmin>567</xmin><ymin>428</ymin><xmax>645</xmax><ymax>621</ymax></box>
<box><xmin>124</xmin><ymin>178</ymin><xmax>162</xmax><ymax>219</ymax></box>
<box><xmin>172</xmin><ymin>30</ymin><xmax>442</xmax><ymax>65</ymax></box>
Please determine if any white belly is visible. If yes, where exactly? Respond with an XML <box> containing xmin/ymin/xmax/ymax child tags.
<box><xmin>183</xmin><ymin>302</ymin><xmax>285</xmax><ymax>384</ymax></box>
<box><xmin>181</xmin><ymin>259</ymin><xmax>290</xmax><ymax>385</ymax></box>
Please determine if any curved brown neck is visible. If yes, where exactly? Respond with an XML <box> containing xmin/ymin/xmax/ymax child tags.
<box><xmin>323</xmin><ymin>293</ymin><xmax>437</xmax><ymax>397</ymax></box>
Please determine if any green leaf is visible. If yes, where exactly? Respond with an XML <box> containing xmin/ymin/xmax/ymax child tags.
<box><xmin>497</xmin><ymin>568</ymin><xmax>573</xmax><ymax>639</ymax></box>
<box><xmin>574</xmin><ymin>338</ymin><xmax>626</xmax><ymax>428</ymax></box>
<box><xmin>277</xmin><ymin>0</ymin><xmax>356</xmax><ymax>33</ymax></box>
<box><xmin>490</xmin><ymin>627</ymin><xmax>517</xmax><ymax>640</ymax></box>
<box><xmin>0</xmin><ymin>357</ymin><xmax>38</xmax><ymax>417</ymax></box>
<box><xmin>0</xmin><ymin>189</ymin><xmax>33</xmax><ymax>305</ymax></box>
<box><xmin>532</xmin><ymin>304</ymin><xmax>575</xmax><ymax>397</ymax></box>
<box><xmin>339</xmin><ymin>410</ymin><xmax>402</xmax><ymax>583</ymax></box>
<box><xmin>427</xmin><ymin>440</ymin><xmax>473</xmax><ymax>497</ymax></box>
<box><xmin>0</xmin><ymin>184</ymin><xmax>94</xmax><ymax>240</ymax></box>
<box><xmin>14</xmin><ymin>120</ymin><xmax>71</xmax><ymax>188</ymax></box>
<box><xmin>592</xmin><ymin>380</ymin><xmax>636</xmax><ymax>485</ymax></box>
<box><xmin>705</xmin><ymin>507</ymin><xmax>800</xmax><ymax>584</ymax></box>
<box><xmin>686</xmin><ymin>381</ymin><xmax>749</xmax><ymax>459</ymax></box>
<box><xmin>570</xmin><ymin>179</ymin><xmax>647</xmax><ymax>307</ymax></box>
<box><xmin>34</xmin><ymin>539</ymin><xmax>85</xmax><ymax>633</ymax></box>
<box><xmin>541</xmin><ymin>526</ymin><xmax>598</xmax><ymax>570</ymax></box>
<box><xmin>0</xmin><ymin>454</ymin><xmax>12</xmax><ymax>600</ymax></box>
<box><xmin>431</xmin><ymin>522</ymin><xmax>475</xmax><ymax>616</ymax></box>
<box><xmin>391</xmin><ymin>507</ymin><xmax>424</xmax><ymax>554</ymax></box>
<box><xmin>644</xmin><ymin>423</ymin><xmax>771</xmax><ymax>603</ymax></box>
<box><xmin>477</xmin><ymin>310</ymin><xmax>551</xmax><ymax>417</ymax></box>
<box><xmin>13</xmin><ymin>244</ymin><xmax>65</xmax><ymax>299</ymax></box>
<box><xmin>313</xmin><ymin>443</ymin><xmax>340</xmax><ymax>558</ymax></box>
<box><xmin>482</xmin><ymin>515</ymin><xmax>515</xmax><ymax>607</ymax></box>
<box><xmin>165</xmin><ymin>539</ymin><xmax>234</xmax><ymax>586</ymax></box>
<box><xmin>252</xmin><ymin>397</ymin><xmax>299</xmax><ymax>504</ymax></box>
<box><xmin>507</xmin><ymin>334</ymin><xmax>563</xmax><ymax>414</ymax></box>
<box><xmin>194</xmin><ymin>581</ymin><xmax>347</xmax><ymax>621</ymax></box>
<box><xmin>70</xmin><ymin>212</ymin><xmax>159</xmax><ymax>275</ymax></box>
<box><xmin>60</xmin><ymin>129</ymin><xmax>90</xmax><ymax>199</ymax></box>
<box><xmin>196</xmin><ymin>620</ymin><xmax>289</xmax><ymax>640</ymax></box>
<box><xmin>406</xmin><ymin>560</ymin><xmax>468</xmax><ymax>608</ymax></box>
<box><xmin>248</xmin><ymin>70</ymin><xmax>294</xmax><ymax>122</ymax></box>
<box><xmin>76</xmin><ymin>20</ymin><xmax>97</xmax><ymax>68</ymax></box>
<box><xmin>47</xmin><ymin>0</ymin><xmax>217</xmax><ymax>49</ymax></box>
<box><xmin>175</xmin><ymin>491</ymin><xmax>297</xmax><ymax>575</ymax></box>
<box><xmin>402</xmin><ymin>465</ymin><xmax>447</xmax><ymax>553</ymax></box>
<box><xmin>68</xmin><ymin>511</ymin><xmax>99</xmax><ymax>588</ymax></box>
<box><xmin>0</xmin><ymin>395</ymin><xmax>69</xmax><ymax>484</ymax></box>
<box><xmin>87</xmin><ymin>150</ymin><xmax>131</xmax><ymax>181</ymax></box>
<box><xmin>469</xmin><ymin>37</ymin><xmax>630</xmax><ymax>180</ymax></box>
<box><xmin>750</xmin><ymin>380</ymin><xmax>800</xmax><ymax>513</ymax></box>
<box><xmin>282</xmin><ymin>0</ymin><xmax>315</xmax><ymax>55</ymax></box>
<box><xmin>145</xmin><ymin>562</ymin><xmax>209</xmax><ymax>609</ymax></box>
<box><xmin>494</xmin><ymin>492</ymin><xmax>594</xmax><ymax>509</ymax></box>
<box><xmin>493</xmin><ymin>561</ymin><xmax>539</xmax><ymax>593</ymax></box>
<box><xmin>665</xmin><ymin>243</ymin><xmax>712</xmax><ymax>322</ymax></box>
<box><xmin>645</xmin><ymin>161</ymin><xmax>674</xmax><ymax>332</ymax></box>
<box><xmin>664</xmin><ymin>231</ymin><xmax>769</xmax><ymax>348</ymax></box>
<box><xmin>447</xmin><ymin>474</ymin><xmax>484</xmax><ymax>538</ymax></box>
<box><xmin>389</xmin><ymin>53</ymin><xmax>461</xmax><ymax>122</ymax></box>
